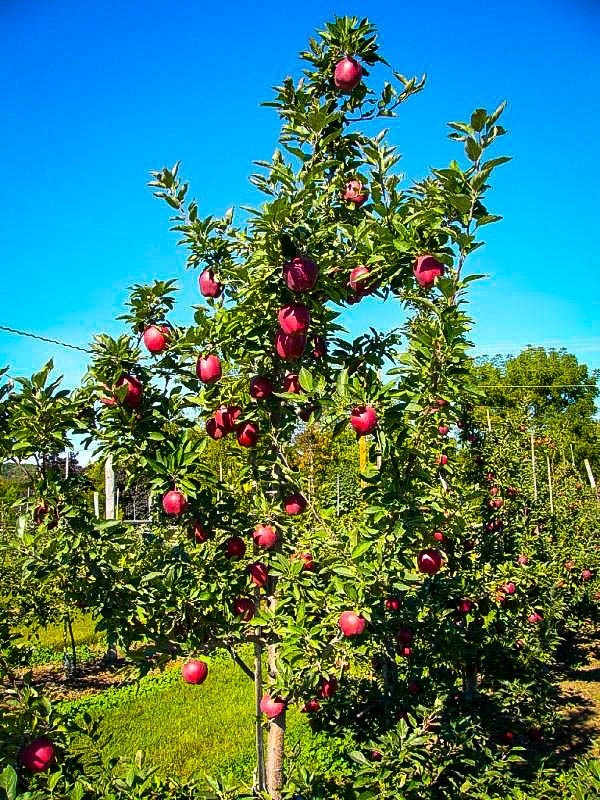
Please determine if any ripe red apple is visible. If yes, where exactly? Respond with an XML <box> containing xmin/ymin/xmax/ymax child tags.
<box><xmin>338</xmin><ymin>610</ymin><xmax>366</xmax><ymax>637</ymax></box>
<box><xmin>190</xmin><ymin>520</ymin><xmax>208</xmax><ymax>543</ymax></box>
<box><xmin>19</xmin><ymin>737</ymin><xmax>55</xmax><ymax>772</ymax></box>
<box><xmin>334</xmin><ymin>56</ymin><xmax>363</xmax><ymax>92</ymax></box>
<box><xmin>182</xmin><ymin>659</ymin><xmax>208</xmax><ymax>685</ymax></box>
<box><xmin>278</xmin><ymin>303</ymin><xmax>310</xmax><ymax>335</ymax></box>
<box><xmin>348</xmin><ymin>265</ymin><xmax>374</xmax><ymax>294</ymax></box>
<box><xmin>253</xmin><ymin>524</ymin><xmax>278</xmax><ymax>549</ymax></box>
<box><xmin>490</xmin><ymin>498</ymin><xmax>504</xmax><ymax>509</ymax></box>
<box><xmin>582</xmin><ymin>569</ymin><xmax>593</xmax><ymax>582</ymax></box>
<box><xmin>528</xmin><ymin>612</ymin><xmax>543</xmax><ymax>624</ymax></box>
<box><xmin>517</xmin><ymin>555</ymin><xmax>530</xmax><ymax>566</ymax></box>
<box><xmin>502</xmin><ymin>582</ymin><xmax>516</xmax><ymax>595</ymax></box>
<box><xmin>225</xmin><ymin>536</ymin><xmax>246</xmax><ymax>559</ymax></box>
<box><xmin>115</xmin><ymin>374</ymin><xmax>143</xmax><ymax>409</ymax></box>
<box><xmin>413</xmin><ymin>255</ymin><xmax>445</xmax><ymax>288</ymax></box>
<box><xmin>417</xmin><ymin>548</ymin><xmax>442</xmax><ymax>576</ymax></box>
<box><xmin>400</xmin><ymin>646</ymin><xmax>413</xmax><ymax>657</ymax></box>
<box><xmin>343</xmin><ymin>179</ymin><xmax>368</xmax><ymax>206</ymax></box>
<box><xmin>433</xmin><ymin>530</ymin><xmax>445</xmax><ymax>542</ymax></box>
<box><xmin>162</xmin><ymin>489</ymin><xmax>188</xmax><ymax>516</ymax></box>
<box><xmin>283</xmin><ymin>493</ymin><xmax>307</xmax><ymax>515</ymax></box>
<box><xmin>311</xmin><ymin>335</ymin><xmax>326</xmax><ymax>359</ymax></box>
<box><xmin>438</xmin><ymin>425</ymin><xmax>449</xmax><ymax>436</ymax></box>
<box><xmin>260</xmin><ymin>693</ymin><xmax>287</xmax><ymax>719</ymax></box>
<box><xmin>143</xmin><ymin>325</ymin><xmax>169</xmax><ymax>354</ymax></box>
<box><xmin>237</xmin><ymin>420</ymin><xmax>259</xmax><ymax>448</ymax></box>
<box><xmin>370</xmin><ymin>749</ymin><xmax>383</xmax><ymax>762</ymax></box>
<box><xmin>232</xmin><ymin>596</ymin><xmax>255</xmax><ymax>620</ymax></box>
<box><xmin>206</xmin><ymin>417</ymin><xmax>226</xmax><ymax>440</ymax></box>
<box><xmin>199</xmin><ymin>268</ymin><xmax>223</xmax><ymax>298</ymax></box>
<box><xmin>500</xmin><ymin>730</ymin><xmax>516</xmax><ymax>745</ymax></box>
<box><xmin>283</xmin><ymin>373</ymin><xmax>302</xmax><ymax>394</ymax></box>
<box><xmin>436</xmin><ymin>454</ymin><xmax>448</xmax><ymax>466</ymax></box>
<box><xmin>214</xmin><ymin>405</ymin><xmax>234</xmax><ymax>434</ymax></box>
<box><xmin>318</xmin><ymin>677</ymin><xmax>338</xmax><ymax>698</ymax></box>
<box><xmin>249</xmin><ymin>561</ymin><xmax>269</xmax><ymax>588</ymax></box>
<box><xmin>396</xmin><ymin>626</ymin><xmax>414</xmax><ymax>645</ymax></box>
<box><xmin>407</xmin><ymin>680</ymin><xmax>421</xmax><ymax>695</ymax></box>
<box><xmin>457</xmin><ymin>599</ymin><xmax>474</xmax><ymax>614</ymax></box>
<box><xmin>301</xmin><ymin>699</ymin><xmax>321</xmax><ymax>713</ymax></box>
<box><xmin>293</xmin><ymin>551</ymin><xmax>314</xmax><ymax>570</ymax></box>
<box><xmin>33</xmin><ymin>502</ymin><xmax>58</xmax><ymax>528</ymax></box>
<box><xmin>350</xmin><ymin>405</ymin><xmax>378</xmax><ymax>436</ymax></box>
<box><xmin>283</xmin><ymin>256</ymin><xmax>318</xmax><ymax>292</ymax></box>
<box><xmin>275</xmin><ymin>330</ymin><xmax>306</xmax><ymax>361</ymax></box>
<box><xmin>249</xmin><ymin>375</ymin><xmax>273</xmax><ymax>399</ymax></box>
<box><xmin>385</xmin><ymin>597</ymin><xmax>401</xmax><ymax>612</ymax></box>
<box><xmin>196</xmin><ymin>354</ymin><xmax>222</xmax><ymax>383</ymax></box>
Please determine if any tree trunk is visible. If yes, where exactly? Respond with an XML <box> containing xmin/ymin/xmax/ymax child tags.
<box><xmin>254</xmin><ymin>636</ymin><xmax>267</xmax><ymax>793</ymax></box>
<box><xmin>266</xmin><ymin>643</ymin><xmax>285</xmax><ymax>800</ymax></box>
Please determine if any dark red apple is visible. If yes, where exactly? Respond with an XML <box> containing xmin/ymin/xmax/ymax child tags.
<box><xmin>283</xmin><ymin>493</ymin><xmax>307</xmax><ymax>515</ymax></box>
<box><xmin>528</xmin><ymin>727</ymin><xmax>543</xmax><ymax>743</ymax></box>
<box><xmin>162</xmin><ymin>489</ymin><xmax>188</xmax><ymax>516</ymax></box>
<box><xmin>225</xmin><ymin>536</ymin><xmax>246</xmax><ymax>559</ymax></box>
<box><xmin>283</xmin><ymin>373</ymin><xmax>302</xmax><ymax>394</ymax></box>
<box><xmin>115</xmin><ymin>374</ymin><xmax>143</xmax><ymax>409</ymax></box>
<box><xmin>182</xmin><ymin>659</ymin><xmax>208</xmax><ymax>684</ymax></box>
<box><xmin>198</xmin><ymin>268</ymin><xmax>223</xmax><ymax>298</ymax></box>
<box><xmin>457</xmin><ymin>598</ymin><xmax>474</xmax><ymax>614</ymax></box>
<box><xmin>214</xmin><ymin>405</ymin><xmax>234</xmax><ymax>433</ymax></box>
<box><xmin>249</xmin><ymin>561</ymin><xmax>269</xmax><ymax>587</ymax></box>
<box><xmin>500</xmin><ymin>730</ymin><xmax>516</xmax><ymax>745</ymax></box>
<box><xmin>275</xmin><ymin>330</ymin><xmax>306</xmax><ymax>361</ymax></box>
<box><xmin>190</xmin><ymin>520</ymin><xmax>208</xmax><ymax>543</ymax></box>
<box><xmin>33</xmin><ymin>502</ymin><xmax>58</xmax><ymax>528</ymax></box>
<box><xmin>19</xmin><ymin>737</ymin><xmax>55</xmax><ymax>773</ymax></box>
<box><xmin>348</xmin><ymin>265</ymin><xmax>375</xmax><ymax>295</ymax></box>
<box><xmin>283</xmin><ymin>256</ymin><xmax>318</xmax><ymax>292</ymax></box>
<box><xmin>370</xmin><ymin>749</ymin><xmax>383</xmax><ymax>762</ymax></box>
<box><xmin>334</xmin><ymin>56</ymin><xmax>363</xmax><ymax>92</ymax></box>
<box><xmin>311</xmin><ymin>335</ymin><xmax>327</xmax><ymax>359</ymax></box>
<box><xmin>417</xmin><ymin>548</ymin><xmax>442</xmax><ymax>576</ymax></box>
<box><xmin>343</xmin><ymin>179</ymin><xmax>368</xmax><ymax>206</ymax></box>
<box><xmin>206</xmin><ymin>417</ymin><xmax>226</xmax><ymax>440</ymax></box>
<box><xmin>396</xmin><ymin>626</ymin><xmax>414</xmax><ymax>645</ymax></box>
<box><xmin>301</xmin><ymin>699</ymin><xmax>321</xmax><ymax>713</ymax></box>
<box><xmin>407</xmin><ymin>680</ymin><xmax>421</xmax><ymax>695</ymax></box>
<box><xmin>253</xmin><ymin>524</ymin><xmax>278</xmax><ymax>549</ymax></box>
<box><xmin>385</xmin><ymin>597</ymin><xmax>401</xmax><ymax>612</ymax></box>
<box><xmin>318</xmin><ymin>677</ymin><xmax>338</xmax><ymax>698</ymax></box>
<box><xmin>249</xmin><ymin>375</ymin><xmax>273</xmax><ymax>400</ymax></box>
<box><xmin>260</xmin><ymin>693</ymin><xmax>286</xmax><ymax>719</ymax></box>
<box><xmin>196</xmin><ymin>354</ymin><xmax>222</xmax><ymax>383</ymax></box>
<box><xmin>338</xmin><ymin>610</ymin><xmax>366</xmax><ymax>637</ymax></box>
<box><xmin>278</xmin><ymin>303</ymin><xmax>310</xmax><ymax>335</ymax></box>
<box><xmin>350</xmin><ymin>405</ymin><xmax>378</xmax><ymax>436</ymax></box>
<box><xmin>413</xmin><ymin>255</ymin><xmax>445</xmax><ymax>288</ymax></box>
<box><xmin>232</xmin><ymin>597</ymin><xmax>255</xmax><ymax>620</ymax></box>
<box><xmin>294</xmin><ymin>551</ymin><xmax>314</xmax><ymax>570</ymax></box>
<box><xmin>143</xmin><ymin>325</ymin><xmax>169</xmax><ymax>354</ymax></box>
<box><xmin>237</xmin><ymin>421</ymin><xmax>259</xmax><ymax>448</ymax></box>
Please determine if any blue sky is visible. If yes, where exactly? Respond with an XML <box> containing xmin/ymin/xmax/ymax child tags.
<box><xmin>1</xmin><ymin>0</ymin><xmax>599</xmax><ymax>387</ymax></box>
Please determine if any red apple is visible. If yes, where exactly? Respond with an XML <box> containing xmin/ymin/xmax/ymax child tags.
<box><xmin>199</xmin><ymin>268</ymin><xmax>223</xmax><ymax>298</ymax></box>
<box><xmin>528</xmin><ymin>612</ymin><xmax>543</xmax><ymax>624</ymax></box>
<box><xmin>237</xmin><ymin>421</ymin><xmax>259</xmax><ymax>447</ymax></box>
<box><xmin>214</xmin><ymin>405</ymin><xmax>234</xmax><ymax>433</ymax></box>
<box><xmin>385</xmin><ymin>597</ymin><xmax>401</xmax><ymax>612</ymax></box>
<box><xmin>260</xmin><ymin>693</ymin><xmax>287</xmax><ymax>719</ymax></box>
<box><xmin>143</xmin><ymin>325</ymin><xmax>169</xmax><ymax>354</ymax></box>
<box><xmin>318</xmin><ymin>677</ymin><xmax>338</xmax><ymax>698</ymax></box>
<box><xmin>348</xmin><ymin>265</ymin><xmax>375</xmax><ymax>295</ymax></box>
<box><xmin>33</xmin><ymin>502</ymin><xmax>57</xmax><ymax>527</ymax></box>
<box><xmin>19</xmin><ymin>737</ymin><xmax>55</xmax><ymax>773</ymax></box>
<box><xmin>582</xmin><ymin>569</ymin><xmax>593</xmax><ymax>582</ymax></box>
<box><xmin>417</xmin><ymin>548</ymin><xmax>442</xmax><ymax>576</ymax></box>
<box><xmin>343</xmin><ymin>179</ymin><xmax>368</xmax><ymax>206</ymax></box>
<box><xmin>413</xmin><ymin>255</ymin><xmax>445</xmax><ymax>288</ymax></box>
<box><xmin>436</xmin><ymin>454</ymin><xmax>448</xmax><ymax>466</ymax></box>
<box><xmin>370</xmin><ymin>749</ymin><xmax>383</xmax><ymax>762</ymax></box>
<box><xmin>433</xmin><ymin>530</ymin><xmax>445</xmax><ymax>542</ymax></box>
<box><xmin>182</xmin><ymin>659</ymin><xmax>208</xmax><ymax>685</ymax></box>
<box><xmin>500</xmin><ymin>730</ymin><xmax>516</xmax><ymax>745</ymax></box>
<box><xmin>400</xmin><ymin>646</ymin><xmax>413</xmax><ymax>657</ymax></box>
<box><xmin>350</xmin><ymin>405</ymin><xmax>378</xmax><ymax>436</ymax></box>
<box><xmin>232</xmin><ymin>597</ymin><xmax>255</xmax><ymax>620</ymax></box>
<box><xmin>517</xmin><ymin>555</ymin><xmax>530</xmax><ymax>566</ymax></box>
<box><xmin>278</xmin><ymin>303</ymin><xmax>310</xmax><ymax>335</ymax></box>
<box><xmin>283</xmin><ymin>256</ymin><xmax>318</xmax><ymax>292</ymax></box>
<box><xmin>162</xmin><ymin>490</ymin><xmax>188</xmax><ymax>516</ymax></box>
<box><xmin>457</xmin><ymin>598</ymin><xmax>474</xmax><ymax>614</ymax></box>
<box><xmin>301</xmin><ymin>699</ymin><xmax>321</xmax><ymax>713</ymax></box>
<box><xmin>334</xmin><ymin>56</ymin><xmax>363</xmax><ymax>92</ymax></box>
<box><xmin>225</xmin><ymin>536</ymin><xmax>246</xmax><ymax>559</ymax></box>
<box><xmin>249</xmin><ymin>561</ymin><xmax>269</xmax><ymax>587</ymax></box>
<box><xmin>275</xmin><ymin>330</ymin><xmax>306</xmax><ymax>361</ymax></box>
<box><xmin>249</xmin><ymin>375</ymin><xmax>273</xmax><ymax>399</ymax></box>
<box><xmin>502</xmin><ymin>582</ymin><xmax>516</xmax><ymax>595</ymax></box>
<box><xmin>528</xmin><ymin>726</ymin><xmax>543</xmax><ymax>743</ymax></box>
<box><xmin>115</xmin><ymin>374</ymin><xmax>143</xmax><ymax>409</ymax></box>
<box><xmin>293</xmin><ymin>551</ymin><xmax>314</xmax><ymax>571</ymax></box>
<box><xmin>438</xmin><ymin>425</ymin><xmax>449</xmax><ymax>436</ymax></box>
<box><xmin>283</xmin><ymin>493</ymin><xmax>307</xmax><ymax>515</ymax></box>
<box><xmin>311</xmin><ymin>335</ymin><xmax>327</xmax><ymax>359</ymax></box>
<box><xmin>253</xmin><ymin>524</ymin><xmax>278</xmax><ymax>549</ymax></box>
<box><xmin>283</xmin><ymin>373</ymin><xmax>302</xmax><ymax>394</ymax></box>
<box><xmin>407</xmin><ymin>680</ymin><xmax>421</xmax><ymax>695</ymax></box>
<box><xmin>190</xmin><ymin>520</ymin><xmax>208</xmax><ymax>543</ymax></box>
<box><xmin>206</xmin><ymin>417</ymin><xmax>226</xmax><ymax>440</ymax></box>
<box><xmin>338</xmin><ymin>610</ymin><xmax>366</xmax><ymax>637</ymax></box>
<box><xmin>196</xmin><ymin>354</ymin><xmax>222</xmax><ymax>383</ymax></box>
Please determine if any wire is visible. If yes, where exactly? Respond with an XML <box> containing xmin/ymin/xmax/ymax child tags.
<box><xmin>0</xmin><ymin>325</ymin><xmax>92</xmax><ymax>354</ymax></box>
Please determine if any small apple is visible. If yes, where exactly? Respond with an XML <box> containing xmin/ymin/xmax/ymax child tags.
<box><xmin>199</xmin><ymin>268</ymin><xmax>223</xmax><ymax>298</ymax></box>
<box><xmin>318</xmin><ymin>677</ymin><xmax>338</xmax><ymax>698</ymax></box>
<box><xmin>413</xmin><ymin>255</ymin><xmax>445</xmax><ymax>288</ymax></box>
<box><xmin>283</xmin><ymin>373</ymin><xmax>302</xmax><ymax>394</ymax></box>
<box><xmin>143</xmin><ymin>325</ymin><xmax>169</xmax><ymax>354</ymax></box>
<box><xmin>528</xmin><ymin>727</ymin><xmax>543</xmax><ymax>743</ymax></box>
<box><xmin>190</xmin><ymin>520</ymin><xmax>208</xmax><ymax>543</ymax></box>
<box><xmin>249</xmin><ymin>375</ymin><xmax>274</xmax><ymax>399</ymax></box>
<box><xmin>283</xmin><ymin>256</ymin><xmax>318</xmax><ymax>292</ymax></box>
<box><xmin>333</xmin><ymin>56</ymin><xmax>363</xmax><ymax>92</ymax></box>
<box><xmin>338</xmin><ymin>610</ymin><xmax>366</xmax><ymax>637</ymax></box>
<box><xmin>115</xmin><ymin>374</ymin><xmax>143</xmax><ymax>409</ymax></box>
<box><xmin>343</xmin><ymin>179</ymin><xmax>368</xmax><ymax>206</ymax></box>
<box><xmin>438</xmin><ymin>425</ymin><xmax>449</xmax><ymax>436</ymax></box>
<box><xmin>301</xmin><ymin>699</ymin><xmax>321</xmax><ymax>713</ymax></box>
<box><xmin>436</xmin><ymin>454</ymin><xmax>448</xmax><ymax>466</ymax></box>
<box><xmin>253</xmin><ymin>524</ymin><xmax>278</xmax><ymax>550</ymax></box>
<box><xmin>249</xmin><ymin>561</ymin><xmax>269</xmax><ymax>588</ymax></box>
<box><xmin>457</xmin><ymin>599</ymin><xmax>474</xmax><ymax>614</ymax></box>
<box><xmin>400</xmin><ymin>646</ymin><xmax>413</xmax><ymax>657</ymax></box>
<box><xmin>278</xmin><ymin>303</ymin><xmax>310</xmax><ymax>335</ymax></box>
<box><xmin>500</xmin><ymin>730</ymin><xmax>516</xmax><ymax>745</ymax></box>
<box><xmin>196</xmin><ymin>354</ymin><xmax>222</xmax><ymax>383</ymax></box>
<box><xmin>293</xmin><ymin>551</ymin><xmax>314</xmax><ymax>570</ymax></box>
<box><xmin>417</xmin><ymin>548</ymin><xmax>442</xmax><ymax>576</ymax></box>
<box><xmin>19</xmin><ymin>737</ymin><xmax>55</xmax><ymax>773</ymax></box>
<box><xmin>350</xmin><ymin>405</ymin><xmax>378</xmax><ymax>436</ymax></box>
<box><xmin>385</xmin><ymin>597</ymin><xmax>401</xmax><ymax>612</ymax></box>
<box><xmin>370</xmin><ymin>749</ymin><xmax>383</xmax><ymax>762</ymax></box>
<box><xmin>396</xmin><ymin>626</ymin><xmax>414</xmax><ymax>645</ymax></box>
<box><xmin>433</xmin><ymin>530</ymin><xmax>445</xmax><ymax>542</ymax></box>
<box><xmin>33</xmin><ymin>502</ymin><xmax>58</xmax><ymax>528</ymax></box>
<box><xmin>182</xmin><ymin>659</ymin><xmax>208</xmax><ymax>685</ymax></box>
<box><xmin>502</xmin><ymin>582</ymin><xmax>516</xmax><ymax>595</ymax></box>
<box><xmin>162</xmin><ymin>489</ymin><xmax>188</xmax><ymax>516</ymax></box>
<box><xmin>517</xmin><ymin>555</ymin><xmax>530</xmax><ymax>566</ymax></box>
<box><xmin>260</xmin><ymin>693</ymin><xmax>287</xmax><ymax>719</ymax></box>
<box><xmin>225</xmin><ymin>536</ymin><xmax>246</xmax><ymax>559</ymax></box>
<box><xmin>237</xmin><ymin>420</ymin><xmax>259</xmax><ymax>447</ymax></box>
<box><xmin>232</xmin><ymin>597</ymin><xmax>255</xmax><ymax>620</ymax></box>
<box><xmin>582</xmin><ymin>569</ymin><xmax>593</xmax><ymax>582</ymax></box>
<box><xmin>275</xmin><ymin>330</ymin><xmax>306</xmax><ymax>361</ymax></box>
<box><xmin>528</xmin><ymin>612</ymin><xmax>543</xmax><ymax>624</ymax></box>
<box><xmin>283</xmin><ymin>493</ymin><xmax>307</xmax><ymax>515</ymax></box>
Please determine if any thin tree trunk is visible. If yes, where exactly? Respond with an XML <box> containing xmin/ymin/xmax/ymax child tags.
<box><xmin>266</xmin><ymin>643</ymin><xmax>286</xmax><ymax>800</ymax></box>
<box><xmin>254</xmin><ymin>636</ymin><xmax>267</xmax><ymax>794</ymax></box>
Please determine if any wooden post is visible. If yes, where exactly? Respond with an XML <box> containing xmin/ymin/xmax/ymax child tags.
<box><xmin>65</xmin><ymin>451</ymin><xmax>70</xmax><ymax>479</ymax></box>
<box><xmin>93</xmin><ymin>492</ymin><xmax>100</xmax><ymax>518</ymax></box>
<box><xmin>486</xmin><ymin>408</ymin><xmax>492</xmax><ymax>433</ymax></box>
<box><xmin>105</xmin><ymin>455</ymin><xmax>115</xmax><ymax>520</ymax></box>
<box><xmin>547</xmin><ymin>456</ymin><xmax>554</xmax><ymax>515</ymax></box>
<box><xmin>584</xmin><ymin>459</ymin><xmax>597</xmax><ymax>491</ymax></box>
<box><xmin>530</xmin><ymin>432</ymin><xmax>538</xmax><ymax>501</ymax></box>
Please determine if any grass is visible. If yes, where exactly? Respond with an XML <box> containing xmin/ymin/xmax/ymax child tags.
<box><xmin>23</xmin><ymin>614</ymin><xmax>104</xmax><ymax>651</ymax></box>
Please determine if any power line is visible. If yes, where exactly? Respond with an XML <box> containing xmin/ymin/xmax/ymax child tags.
<box><xmin>0</xmin><ymin>325</ymin><xmax>91</xmax><ymax>354</ymax></box>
